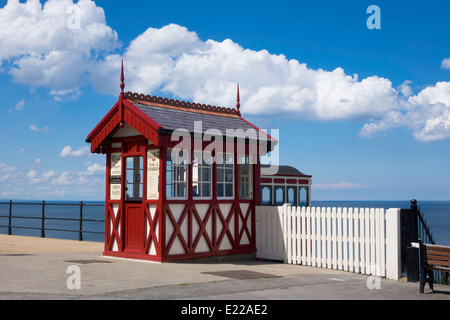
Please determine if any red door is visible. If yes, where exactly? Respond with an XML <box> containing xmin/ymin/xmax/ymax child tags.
<box><xmin>125</xmin><ymin>204</ymin><xmax>145</xmax><ymax>253</ymax></box>
<box><xmin>123</xmin><ymin>153</ymin><xmax>145</xmax><ymax>253</ymax></box>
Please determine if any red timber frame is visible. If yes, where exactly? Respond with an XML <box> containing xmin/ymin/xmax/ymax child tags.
<box><xmin>88</xmin><ymin>97</ymin><xmax>265</xmax><ymax>262</ymax></box>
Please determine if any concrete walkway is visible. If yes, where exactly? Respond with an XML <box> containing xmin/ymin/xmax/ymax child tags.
<box><xmin>1</xmin><ymin>234</ymin><xmax>449</xmax><ymax>301</ymax></box>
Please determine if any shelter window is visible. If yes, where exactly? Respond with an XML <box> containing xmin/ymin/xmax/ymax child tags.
<box><xmin>238</xmin><ymin>155</ymin><xmax>253</xmax><ymax>199</ymax></box>
<box><xmin>216</xmin><ymin>153</ymin><xmax>234</xmax><ymax>199</ymax></box>
<box><xmin>166</xmin><ymin>149</ymin><xmax>188</xmax><ymax>199</ymax></box>
<box><xmin>125</xmin><ymin>156</ymin><xmax>143</xmax><ymax>201</ymax></box>
<box><xmin>192</xmin><ymin>155</ymin><xmax>212</xmax><ymax>199</ymax></box>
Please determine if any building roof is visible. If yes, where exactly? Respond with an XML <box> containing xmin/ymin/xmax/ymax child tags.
<box><xmin>261</xmin><ymin>164</ymin><xmax>312</xmax><ymax>178</ymax></box>
<box><xmin>87</xmin><ymin>91</ymin><xmax>277</xmax><ymax>154</ymax></box>
<box><xmin>126</xmin><ymin>93</ymin><xmax>261</xmax><ymax>139</ymax></box>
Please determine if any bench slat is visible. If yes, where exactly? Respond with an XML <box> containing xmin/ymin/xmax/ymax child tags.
<box><xmin>427</xmin><ymin>253</ymin><xmax>450</xmax><ymax>261</ymax></box>
<box><xmin>427</xmin><ymin>259</ymin><xmax>450</xmax><ymax>267</ymax></box>
<box><xmin>424</xmin><ymin>244</ymin><xmax>450</xmax><ymax>252</ymax></box>
<box><xmin>426</xmin><ymin>249</ymin><xmax>450</xmax><ymax>257</ymax></box>
<box><xmin>426</xmin><ymin>266</ymin><xmax>450</xmax><ymax>273</ymax></box>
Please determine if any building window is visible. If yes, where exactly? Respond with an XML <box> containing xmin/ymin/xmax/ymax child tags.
<box><xmin>287</xmin><ymin>186</ymin><xmax>297</xmax><ymax>206</ymax></box>
<box><xmin>166</xmin><ymin>149</ymin><xmax>188</xmax><ymax>199</ymax></box>
<box><xmin>125</xmin><ymin>156</ymin><xmax>143</xmax><ymax>201</ymax></box>
<box><xmin>216</xmin><ymin>153</ymin><xmax>234</xmax><ymax>199</ymax></box>
<box><xmin>299</xmin><ymin>187</ymin><xmax>309</xmax><ymax>207</ymax></box>
<box><xmin>261</xmin><ymin>185</ymin><xmax>272</xmax><ymax>206</ymax></box>
<box><xmin>192</xmin><ymin>155</ymin><xmax>212</xmax><ymax>199</ymax></box>
<box><xmin>274</xmin><ymin>186</ymin><xmax>285</xmax><ymax>205</ymax></box>
<box><xmin>238</xmin><ymin>155</ymin><xmax>253</xmax><ymax>199</ymax></box>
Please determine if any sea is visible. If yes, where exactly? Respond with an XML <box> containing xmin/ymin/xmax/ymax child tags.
<box><xmin>0</xmin><ymin>200</ymin><xmax>449</xmax><ymax>246</ymax></box>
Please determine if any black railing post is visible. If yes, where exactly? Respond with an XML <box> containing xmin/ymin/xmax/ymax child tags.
<box><xmin>411</xmin><ymin>199</ymin><xmax>419</xmax><ymax>239</ymax></box>
<box><xmin>406</xmin><ymin>199</ymin><xmax>419</xmax><ymax>282</ymax></box>
<box><xmin>41</xmin><ymin>201</ymin><xmax>45</xmax><ymax>238</ymax></box>
<box><xmin>8</xmin><ymin>200</ymin><xmax>12</xmax><ymax>235</ymax></box>
<box><xmin>79</xmin><ymin>201</ymin><xmax>84</xmax><ymax>241</ymax></box>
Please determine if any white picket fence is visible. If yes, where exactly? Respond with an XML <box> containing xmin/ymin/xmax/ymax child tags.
<box><xmin>256</xmin><ymin>204</ymin><xmax>401</xmax><ymax>280</ymax></box>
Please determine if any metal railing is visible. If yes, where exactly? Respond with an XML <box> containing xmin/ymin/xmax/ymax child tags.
<box><xmin>0</xmin><ymin>200</ymin><xmax>105</xmax><ymax>241</ymax></box>
<box><xmin>417</xmin><ymin>204</ymin><xmax>435</xmax><ymax>245</ymax></box>
<box><xmin>416</xmin><ymin>203</ymin><xmax>449</xmax><ymax>286</ymax></box>
<box><xmin>401</xmin><ymin>199</ymin><xmax>448</xmax><ymax>286</ymax></box>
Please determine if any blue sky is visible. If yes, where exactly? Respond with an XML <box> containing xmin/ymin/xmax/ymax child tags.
<box><xmin>1</xmin><ymin>0</ymin><xmax>450</xmax><ymax>201</ymax></box>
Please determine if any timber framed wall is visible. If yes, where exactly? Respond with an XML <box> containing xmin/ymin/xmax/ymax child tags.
<box><xmin>100</xmin><ymin>126</ymin><xmax>264</xmax><ymax>262</ymax></box>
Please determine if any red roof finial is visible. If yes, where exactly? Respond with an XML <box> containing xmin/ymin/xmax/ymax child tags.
<box><xmin>236</xmin><ymin>83</ymin><xmax>241</xmax><ymax>117</ymax></box>
<box><xmin>120</xmin><ymin>59</ymin><xmax>125</xmax><ymax>96</ymax></box>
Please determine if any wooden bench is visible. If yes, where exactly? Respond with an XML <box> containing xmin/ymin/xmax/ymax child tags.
<box><xmin>416</xmin><ymin>240</ymin><xmax>450</xmax><ymax>293</ymax></box>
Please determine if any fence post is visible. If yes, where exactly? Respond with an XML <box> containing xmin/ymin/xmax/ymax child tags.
<box><xmin>386</xmin><ymin>208</ymin><xmax>401</xmax><ymax>280</ymax></box>
<box><xmin>8</xmin><ymin>200</ymin><xmax>12</xmax><ymax>235</ymax></box>
<box><xmin>41</xmin><ymin>201</ymin><xmax>45</xmax><ymax>238</ymax></box>
<box><xmin>405</xmin><ymin>199</ymin><xmax>419</xmax><ymax>282</ymax></box>
<box><xmin>79</xmin><ymin>201</ymin><xmax>84</xmax><ymax>241</ymax></box>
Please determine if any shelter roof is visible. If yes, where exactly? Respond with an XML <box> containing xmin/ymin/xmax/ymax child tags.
<box><xmin>87</xmin><ymin>92</ymin><xmax>277</xmax><ymax>153</ymax></box>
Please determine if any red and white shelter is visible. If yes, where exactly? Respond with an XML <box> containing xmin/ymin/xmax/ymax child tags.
<box><xmin>86</xmin><ymin>65</ymin><xmax>277</xmax><ymax>262</ymax></box>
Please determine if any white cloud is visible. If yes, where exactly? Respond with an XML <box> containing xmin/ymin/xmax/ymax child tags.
<box><xmin>8</xmin><ymin>98</ymin><xmax>25</xmax><ymax>113</ymax></box>
<box><xmin>398</xmin><ymin>80</ymin><xmax>413</xmax><ymax>98</ymax></box>
<box><xmin>313</xmin><ymin>181</ymin><xmax>368</xmax><ymax>190</ymax></box>
<box><xmin>92</xmin><ymin>23</ymin><xmax>450</xmax><ymax>142</ymax></box>
<box><xmin>0</xmin><ymin>0</ymin><xmax>119</xmax><ymax>100</ymax></box>
<box><xmin>42</xmin><ymin>170</ymin><xmax>55</xmax><ymax>180</ymax></box>
<box><xmin>0</xmin><ymin>173</ymin><xmax>12</xmax><ymax>182</ymax></box>
<box><xmin>441</xmin><ymin>58</ymin><xmax>450</xmax><ymax>70</ymax></box>
<box><xmin>29</xmin><ymin>124</ymin><xmax>49</xmax><ymax>132</ymax></box>
<box><xmin>359</xmin><ymin>82</ymin><xmax>450</xmax><ymax>142</ymax></box>
<box><xmin>26</xmin><ymin>170</ymin><xmax>38</xmax><ymax>179</ymax></box>
<box><xmin>85</xmin><ymin>163</ymin><xmax>105</xmax><ymax>175</ymax></box>
<box><xmin>1</xmin><ymin>0</ymin><xmax>450</xmax><ymax>143</ymax></box>
<box><xmin>16</xmin><ymin>148</ymin><xmax>25</xmax><ymax>154</ymax></box>
<box><xmin>92</xmin><ymin>24</ymin><xmax>400</xmax><ymax>123</ymax></box>
<box><xmin>59</xmin><ymin>146</ymin><xmax>90</xmax><ymax>158</ymax></box>
<box><xmin>51</xmin><ymin>171</ymin><xmax>72</xmax><ymax>185</ymax></box>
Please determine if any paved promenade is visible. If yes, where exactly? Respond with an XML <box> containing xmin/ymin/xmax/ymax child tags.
<box><xmin>1</xmin><ymin>234</ymin><xmax>449</xmax><ymax>301</ymax></box>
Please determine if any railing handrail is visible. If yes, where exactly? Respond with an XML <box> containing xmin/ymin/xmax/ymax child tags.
<box><xmin>0</xmin><ymin>201</ymin><xmax>104</xmax><ymax>206</ymax></box>
<box><xmin>417</xmin><ymin>205</ymin><xmax>435</xmax><ymax>245</ymax></box>
<box><xmin>0</xmin><ymin>200</ymin><xmax>105</xmax><ymax>241</ymax></box>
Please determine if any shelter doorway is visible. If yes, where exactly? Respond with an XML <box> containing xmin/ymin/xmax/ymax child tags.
<box><xmin>124</xmin><ymin>153</ymin><xmax>145</xmax><ymax>253</ymax></box>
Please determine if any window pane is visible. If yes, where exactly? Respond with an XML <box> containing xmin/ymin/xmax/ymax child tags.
<box><xmin>167</xmin><ymin>148</ymin><xmax>188</xmax><ymax>199</ymax></box>
<box><xmin>201</xmin><ymin>183</ymin><xmax>211</xmax><ymax>197</ymax></box>
<box><xmin>275</xmin><ymin>186</ymin><xmax>285</xmax><ymax>205</ymax></box>
<box><xmin>261</xmin><ymin>186</ymin><xmax>272</xmax><ymax>205</ymax></box>
<box><xmin>225</xmin><ymin>169</ymin><xmax>233</xmax><ymax>182</ymax></box>
<box><xmin>299</xmin><ymin>187</ymin><xmax>308</xmax><ymax>207</ymax></box>
<box><xmin>126</xmin><ymin>156</ymin><xmax>143</xmax><ymax>201</ymax></box>
<box><xmin>166</xmin><ymin>183</ymin><xmax>174</xmax><ymax>197</ymax></box>
<box><xmin>225</xmin><ymin>183</ymin><xmax>233</xmax><ymax>197</ymax></box>
<box><xmin>217</xmin><ymin>184</ymin><xmax>224</xmax><ymax>198</ymax></box>
<box><xmin>217</xmin><ymin>153</ymin><xmax>234</xmax><ymax>199</ymax></box>
<box><xmin>202</xmin><ymin>167</ymin><xmax>211</xmax><ymax>180</ymax></box>
<box><xmin>287</xmin><ymin>187</ymin><xmax>296</xmax><ymax>206</ymax></box>
<box><xmin>225</xmin><ymin>154</ymin><xmax>233</xmax><ymax>166</ymax></box>
<box><xmin>238</xmin><ymin>156</ymin><xmax>252</xmax><ymax>199</ymax></box>
<box><xmin>217</xmin><ymin>168</ymin><xmax>224</xmax><ymax>182</ymax></box>
<box><xmin>193</xmin><ymin>155</ymin><xmax>211</xmax><ymax>199</ymax></box>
